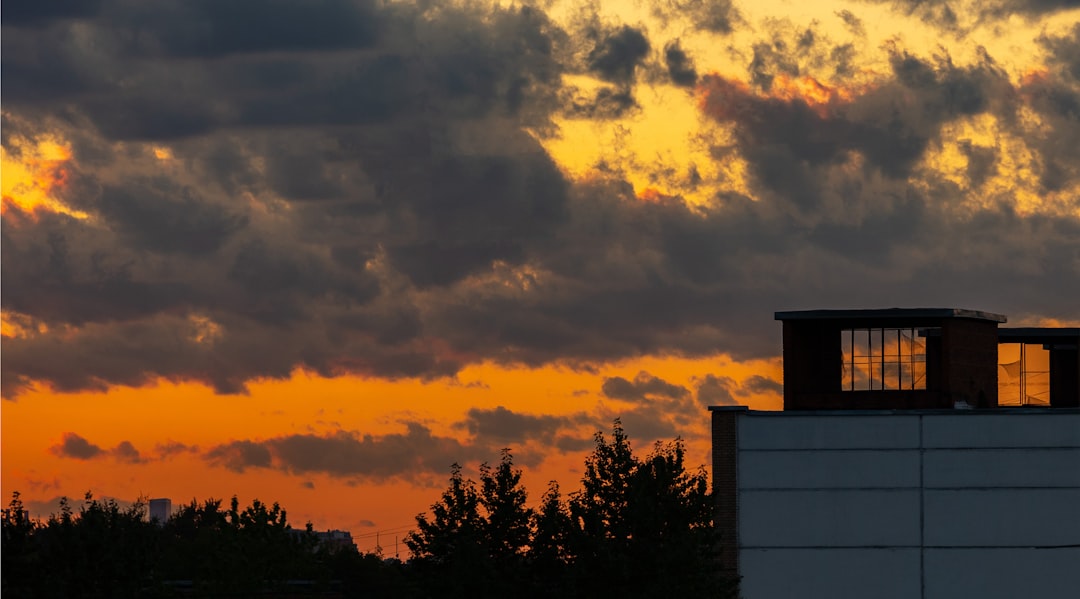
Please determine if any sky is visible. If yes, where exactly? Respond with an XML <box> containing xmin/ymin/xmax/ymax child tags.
<box><xmin>2</xmin><ymin>0</ymin><xmax>1079</xmax><ymax>545</ymax></box>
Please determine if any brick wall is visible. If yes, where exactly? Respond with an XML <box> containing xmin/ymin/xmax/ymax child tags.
<box><xmin>941</xmin><ymin>319</ymin><xmax>998</xmax><ymax>406</ymax></box>
<box><xmin>711</xmin><ymin>407</ymin><xmax>743</xmax><ymax>577</ymax></box>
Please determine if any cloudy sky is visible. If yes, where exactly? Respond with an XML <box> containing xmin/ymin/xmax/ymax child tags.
<box><xmin>3</xmin><ymin>0</ymin><xmax>1078</xmax><ymax>540</ymax></box>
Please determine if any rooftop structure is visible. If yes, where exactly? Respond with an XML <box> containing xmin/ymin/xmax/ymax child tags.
<box><xmin>774</xmin><ymin>307</ymin><xmax>1078</xmax><ymax>410</ymax></box>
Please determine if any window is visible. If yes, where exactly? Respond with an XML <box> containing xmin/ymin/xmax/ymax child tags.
<box><xmin>998</xmin><ymin>343</ymin><xmax>1050</xmax><ymax>405</ymax></box>
<box><xmin>841</xmin><ymin>328</ymin><xmax>926</xmax><ymax>391</ymax></box>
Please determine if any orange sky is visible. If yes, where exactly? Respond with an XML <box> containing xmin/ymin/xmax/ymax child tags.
<box><xmin>3</xmin><ymin>0</ymin><xmax>1078</xmax><ymax>540</ymax></box>
<box><xmin>2</xmin><ymin>355</ymin><xmax>782</xmax><ymax>537</ymax></box>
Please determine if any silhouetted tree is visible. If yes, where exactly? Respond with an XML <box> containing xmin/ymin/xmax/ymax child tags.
<box><xmin>526</xmin><ymin>481</ymin><xmax>574</xmax><ymax>597</ymax></box>
<box><xmin>2</xmin><ymin>492</ymin><xmax>40</xmax><ymax>596</ymax></box>
<box><xmin>406</xmin><ymin>463</ymin><xmax>488</xmax><ymax>597</ymax></box>
<box><xmin>568</xmin><ymin>420</ymin><xmax>733</xmax><ymax>597</ymax></box>
<box><xmin>23</xmin><ymin>492</ymin><xmax>162</xmax><ymax>598</ymax></box>
<box><xmin>159</xmin><ymin>495</ymin><xmax>320</xmax><ymax>595</ymax></box>
<box><xmin>408</xmin><ymin>423</ymin><xmax>735</xmax><ymax>598</ymax></box>
<box><xmin>407</xmin><ymin>451</ymin><xmax>534</xmax><ymax>598</ymax></box>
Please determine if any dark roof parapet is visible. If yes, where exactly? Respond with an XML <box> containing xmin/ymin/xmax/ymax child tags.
<box><xmin>774</xmin><ymin>308</ymin><xmax>1007</xmax><ymax>323</ymax></box>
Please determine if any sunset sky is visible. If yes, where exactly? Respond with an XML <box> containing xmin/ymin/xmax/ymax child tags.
<box><xmin>2</xmin><ymin>0</ymin><xmax>1078</xmax><ymax>547</ymax></box>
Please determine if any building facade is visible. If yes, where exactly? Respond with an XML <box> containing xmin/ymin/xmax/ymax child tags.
<box><xmin>712</xmin><ymin>309</ymin><xmax>1080</xmax><ymax>599</ymax></box>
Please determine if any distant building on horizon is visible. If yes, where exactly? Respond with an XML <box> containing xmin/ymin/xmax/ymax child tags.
<box><xmin>711</xmin><ymin>308</ymin><xmax>1080</xmax><ymax>599</ymax></box>
<box><xmin>290</xmin><ymin>528</ymin><xmax>356</xmax><ymax>552</ymax></box>
<box><xmin>148</xmin><ymin>498</ymin><xmax>172</xmax><ymax>525</ymax></box>
<box><xmin>315</xmin><ymin>529</ymin><xmax>355</xmax><ymax>552</ymax></box>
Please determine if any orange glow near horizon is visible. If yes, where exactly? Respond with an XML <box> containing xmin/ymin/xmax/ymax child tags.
<box><xmin>1</xmin><ymin>355</ymin><xmax>783</xmax><ymax>532</ymax></box>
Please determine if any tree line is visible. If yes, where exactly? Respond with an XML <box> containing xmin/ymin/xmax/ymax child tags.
<box><xmin>2</xmin><ymin>421</ymin><xmax>737</xmax><ymax>598</ymax></box>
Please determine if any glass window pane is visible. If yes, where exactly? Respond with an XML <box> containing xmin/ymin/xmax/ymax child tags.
<box><xmin>853</xmin><ymin>357</ymin><xmax>871</xmax><ymax>391</ymax></box>
<box><xmin>899</xmin><ymin>329</ymin><xmax>912</xmax><ymax>358</ymax></box>
<box><xmin>853</xmin><ymin>329</ymin><xmax>870</xmax><ymax>359</ymax></box>
<box><xmin>912</xmin><ymin>361</ymin><xmax>926</xmax><ymax>390</ymax></box>
<box><xmin>883</xmin><ymin>363</ymin><xmax>900</xmax><ymax>390</ymax></box>
<box><xmin>885</xmin><ymin>329</ymin><xmax>900</xmax><ymax>359</ymax></box>
<box><xmin>998</xmin><ymin>343</ymin><xmax>1022</xmax><ymax>406</ymax></box>
<box><xmin>900</xmin><ymin>360</ymin><xmax>913</xmax><ymax>389</ymax></box>
<box><xmin>1024</xmin><ymin>344</ymin><xmax>1050</xmax><ymax>405</ymax></box>
<box><xmin>842</xmin><ymin>331</ymin><xmax>853</xmax><ymax>390</ymax></box>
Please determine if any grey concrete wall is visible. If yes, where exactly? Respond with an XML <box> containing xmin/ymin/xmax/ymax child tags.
<box><xmin>736</xmin><ymin>410</ymin><xmax>1080</xmax><ymax>599</ymax></box>
<box><xmin>740</xmin><ymin>548</ymin><xmax>921</xmax><ymax>599</ymax></box>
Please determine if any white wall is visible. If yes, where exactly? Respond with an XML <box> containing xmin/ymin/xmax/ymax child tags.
<box><xmin>736</xmin><ymin>410</ymin><xmax>1080</xmax><ymax>599</ymax></box>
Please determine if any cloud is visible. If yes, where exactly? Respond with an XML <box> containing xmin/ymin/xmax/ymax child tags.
<box><xmin>48</xmin><ymin>433</ymin><xmax>151</xmax><ymax>463</ymax></box>
<box><xmin>155</xmin><ymin>441</ymin><xmax>199</xmax><ymax>458</ymax></box>
<box><xmin>664</xmin><ymin>40</ymin><xmax>698</xmax><ymax>87</ymax></box>
<box><xmin>203</xmin><ymin>423</ymin><xmax>491</xmax><ymax>480</ymax></box>
<box><xmin>601</xmin><ymin>372</ymin><xmax>691</xmax><ymax>402</ymax></box>
<box><xmin>3</xmin><ymin>1</ymin><xmax>1078</xmax><ymax>399</ymax></box>
<box><xmin>835</xmin><ymin>10</ymin><xmax>866</xmax><ymax>37</ymax></box>
<box><xmin>1</xmin><ymin>0</ymin><xmax>106</xmax><ymax>26</ymax></box>
<box><xmin>649</xmin><ymin>0</ymin><xmax>741</xmax><ymax>35</ymax></box>
<box><xmin>113</xmin><ymin>441</ymin><xmax>145</xmax><ymax>464</ymax></box>
<box><xmin>50</xmin><ymin>433</ymin><xmax>103</xmax><ymax>460</ymax></box>
<box><xmin>205</xmin><ymin>440</ymin><xmax>273</xmax><ymax>472</ymax></box>
<box><xmin>695</xmin><ymin>374</ymin><xmax>739</xmax><ymax>406</ymax></box>
<box><xmin>457</xmin><ymin>406</ymin><xmax>579</xmax><ymax>445</ymax></box>
<box><xmin>587</xmin><ymin>26</ymin><xmax>650</xmax><ymax>85</ymax></box>
<box><xmin>738</xmin><ymin>375</ymin><xmax>784</xmax><ymax>396</ymax></box>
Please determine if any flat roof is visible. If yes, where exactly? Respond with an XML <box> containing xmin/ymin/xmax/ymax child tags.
<box><xmin>998</xmin><ymin>327</ymin><xmax>1079</xmax><ymax>347</ymax></box>
<box><xmin>998</xmin><ymin>327</ymin><xmax>1080</xmax><ymax>338</ymax></box>
<box><xmin>774</xmin><ymin>308</ymin><xmax>1007</xmax><ymax>323</ymax></box>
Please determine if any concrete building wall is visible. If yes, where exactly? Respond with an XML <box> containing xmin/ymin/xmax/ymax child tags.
<box><xmin>731</xmin><ymin>409</ymin><xmax>1080</xmax><ymax>599</ymax></box>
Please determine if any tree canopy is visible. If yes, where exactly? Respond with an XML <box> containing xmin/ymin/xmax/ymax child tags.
<box><xmin>3</xmin><ymin>421</ymin><xmax>735</xmax><ymax>598</ymax></box>
<box><xmin>406</xmin><ymin>421</ymin><xmax>735</xmax><ymax>598</ymax></box>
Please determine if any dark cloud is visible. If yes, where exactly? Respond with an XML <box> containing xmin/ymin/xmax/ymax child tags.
<box><xmin>737</xmin><ymin>375</ymin><xmax>784</xmax><ymax>396</ymax></box>
<box><xmin>1</xmin><ymin>0</ymin><xmax>106</xmax><ymax>26</ymax></box>
<box><xmin>588</xmin><ymin>26</ymin><xmax>650</xmax><ymax>85</ymax></box>
<box><xmin>50</xmin><ymin>433</ymin><xmax>104</xmax><ymax>460</ymax></box>
<box><xmin>111</xmin><ymin>0</ymin><xmax>382</xmax><ymax>59</ymax></box>
<box><xmin>457</xmin><ymin>406</ymin><xmax>577</xmax><ymax>445</ymax></box>
<box><xmin>155</xmin><ymin>441</ymin><xmax>199</xmax><ymax>458</ymax></box>
<box><xmin>205</xmin><ymin>440</ymin><xmax>273</xmax><ymax>472</ymax></box>
<box><xmin>649</xmin><ymin>0</ymin><xmax>740</xmax><ymax>35</ymax></box>
<box><xmin>601</xmin><ymin>372</ymin><xmax>691</xmax><ymax>402</ymax></box>
<box><xmin>555</xmin><ymin>434</ymin><xmax>595</xmax><ymax>452</ymax></box>
<box><xmin>700</xmin><ymin>45</ymin><xmax>1015</xmax><ymax>197</ymax></box>
<box><xmin>859</xmin><ymin>0</ymin><xmax>1079</xmax><ymax>33</ymax></box>
<box><xmin>2</xmin><ymin>1</ymin><xmax>1078</xmax><ymax>399</ymax></box>
<box><xmin>48</xmin><ymin>433</ymin><xmax>148</xmax><ymax>463</ymax></box>
<box><xmin>664</xmin><ymin>41</ymin><xmax>699</xmax><ymax>87</ymax></box>
<box><xmin>74</xmin><ymin>177</ymin><xmax>247</xmax><ymax>256</ymax></box>
<box><xmin>204</xmin><ymin>423</ymin><xmax>490</xmax><ymax>480</ymax></box>
<box><xmin>696</xmin><ymin>374</ymin><xmax>738</xmax><ymax>406</ymax></box>
<box><xmin>1024</xmin><ymin>25</ymin><xmax>1080</xmax><ymax>192</ymax></box>
<box><xmin>744</xmin><ymin>20</ymin><xmax>862</xmax><ymax>89</ymax></box>
<box><xmin>113</xmin><ymin>441</ymin><xmax>145</xmax><ymax>464</ymax></box>
<box><xmin>836</xmin><ymin>10</ymin><xmax>866</xmax><ymax>37</ymax></box>
<box><xmin>2</xmin><ymin>1</ymin><xmax>564</xmax><ymax>138</ymax></box>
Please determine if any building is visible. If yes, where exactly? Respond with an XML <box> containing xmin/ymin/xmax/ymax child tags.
<box><xmin>711</xmin><ymin>309</ymin><xmax>1080</xmax><ymax>599</ymax></box>
<box><xmin>149</xmin><ymin>498</ymin><xmax>172</xmax><ymax>525</ymax></box>
<box><xmin>315</xmin><ymin>529</ymin><xmax>355</xmax><ymax>552</ymax></box>
<box><xmin>774</xmin><ymin>308</ymin><xmax>1079</xmax><ymax>409</ymax></box>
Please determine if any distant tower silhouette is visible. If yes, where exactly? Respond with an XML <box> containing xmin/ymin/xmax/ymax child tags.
<box><xmin>149</xmin><ymin>498</ymin><xmax>172</xmax><ymax>525</ymax></box>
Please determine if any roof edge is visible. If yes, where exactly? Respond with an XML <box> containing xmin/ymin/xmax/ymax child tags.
<box><xmin>774</xmin><ymin>308</ymin><xmax>1007</xmax><ymax>323</ymax></box>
